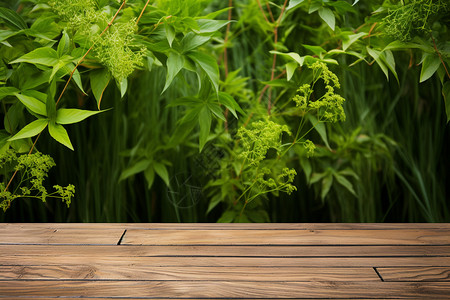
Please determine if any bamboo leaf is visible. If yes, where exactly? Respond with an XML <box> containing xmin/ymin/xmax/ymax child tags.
<box><xmin>15</xmin><ymin>93</ymin><xmax>47</xmax><ymax>116</ymax></box>
<box><xmin>0</xmin><ymin>87</ymin><xmax>19</xmax><ymax>101</ymax></box>
<box><xmin>119</xmin><ymin>160</ymin><xmax>151</xmax><ymax>181</ymax></box>
<box><xmin>198</xmin><ymin>106</ymin><xmax>211</xmax><ymax>152</ymax></box>
<box><xmin>188</xmin><ymin>51</ymin><xmax>219</xmax><ymax>94</ymax></box>
<box><xmin>0</xmin><ymin>7</ymin><xmax>28</xmax><ymax>30</ymax></box>
<box><xmin>420</xmin><ymin>54</ymin><xmax>441</xmax><ymax>83</ymax></box>
<box><xmin>286</xmin><ymin>0</ymin><xmax>305</xmax><ymax>11</ymax></box>
<box><xmin>286</xmin><ymin>61</ymin><xmax>297</xmax><ymax>81</ymax></box>
<box><xmin>321</xmin><ymin>173</ymin><xmax>333</xmax><ymax>200</ymax></box>
<box><xmin>165</xmin><ymin>23</ymin><xmax>175</xmax><ymax>47</ymax></box>
<box><xmin>48</xmin><ymin>122</ymin><xmax>73</xmax><ymax>150</ymax></box>
<box><xmin>154</xmin><ymin>162</ymin><xmax>170</xmax><ymax>187</ymax></box>
<box><xmin>342</xmin><ymin>32</ymin><xmax>367</xmax><ymax>51</ymax></box>
<box><xmin>334</xmin><ymin>173</ymin><xmax>357</xmax><ymax>196</ymax></box>
<box><xmin>318</xmin><ymin>7</ymin><xmax>335</xmax><ymax>31</ymax></box>
<box><xmin>90</xmin><ymin>69</ymin><xmax>111</xmax><ymax>109</ymax></box>
<box><xmin>163</xmin><ymin>51</ymin><xmax>185</xmax><ymax>93</ymax></box>
<box><xmin>56</xmin><ymin>109</ymin><xmax>107</xmax><ymax>125</ymax></box>
<box><xmin>10</xmin><ymin>47</ymin><xmax>59</xmax><ymax>66</ymax></box>
<box><xmin>8</xmin><ymin>118</ymin><xmax>48</xmax><ymax>141</ymax></box>
<box><xmin>367</xmin><ymin>47</ymin><xmax>389</xmax><ymax>80</ymax></box>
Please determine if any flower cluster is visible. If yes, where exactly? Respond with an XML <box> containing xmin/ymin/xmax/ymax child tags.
<box><xmin>94</xmin><ymin>21</ymin><xmax>145</xmax><ymax>81</ymax></box>
<box><xmin>48</xmin><ymin>0</ymin><xmax>144</xmax><ymax>81</ymax></box>
<box><xmin>293</xmin><ymin>61</ymin><xmax>346</xmax><ymax>123</ymax></box>
<box><xmin>256</xmin><ymin>167</ymin><xmax>297</xmax><ymax>195</ymax></box>
<box><xmin>237</xmin><ymin>119</ymin><xmax>290</xmax><ymax>166</ymax></box>
<box><xmin>303</xmin><ymin>139</ymin><xmax>316</xmax><ymax>158</ymax></box>
<box><xmin>0</xmin><ymin>150</ymin><xmax>75</xmax><ymax>212</ymax></box>
<box><xmin>383</xmin><ymin>0</ymin><xmax>448</xmax><ymax>41</ymax></box>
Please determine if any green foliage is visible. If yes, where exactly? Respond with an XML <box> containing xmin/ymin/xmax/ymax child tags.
<box><xmin>0</xmin><ymin>149</ymin><xmax>74</xmax><ymax>212</ymax></box>
<box><xmin>0</xmin><ymin>0</ymin><xmax>448</xmax><ymax>223</ymax></box>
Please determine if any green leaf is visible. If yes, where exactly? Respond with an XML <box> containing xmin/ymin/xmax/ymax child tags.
<box><xmin>380</xmin><ymin>50</ymin><xmax>398</xmax><ymax>83</ymax></box>
<box><xmin>144</xmin><ymin>166</ymin><xmax>155</xmax><ymax>189</ymax></box>
<box><xmin>163</xmin><ymin>51</ymin><xmax>185</xmax><ymax>93</ymax></box>
<box><xmin>308</xmin><ymin>114</ymin><xmax>330</xmax><ymax>149</ymax></box>
<box><xmin>4</xmin><ymin>102</ymin><xmax>23</xmax><ymax>134</ymax></box>
<box><xmin>181</xmin><ymin>32</ymin><xmax>210</xmax><ymax>53</ymax></box>
<box><xmin>286</xmin><ymin>0</ymin><xmax>305</xmax><ymax>11</ymax></box>
<box><xmin>0</xmin><ymin>87</ymin><xmax>19</xmax><ymax>101</ymax></box>
<box><xmin>367</xmin><ymin>47</ymin><xmax>389</xmax><ymax>80</ymax></box>
<box><xmin>60</xmin><ymin>63</ymin><xmax>85</xmax><ymax>94</ymax></box>
<box><xmin>443</xmin><ymin>81</ymin><xmax>450</xmax><ymax>123</ymax></box>
<box><xmin>165</xmin><ymin>23</ymin><xmax>176</xmax><ymax>47</ymax></box>
<box><xmin>309</xmin><ymin>1</ymin><xmax>322</xmax><ymax>13</ymax></box>
<box><xmin>206</xmin><ymin>194</ymin><xmax>222</xmax><ymax>214</ymax></box>
<box><xmin>0</xmin><ymin>7</ymin><xmax>28</xmax><ymax>30</ymax></box>
<box><xmin>117</xmin><ymin>78</ymin><xmax>128</xmax><ymax>98</ymax></box>
<box><xmin>286</xmin><ymin>61</ymin><xmax>297</xmax><ymax>81</ymax></box>
<box><xmin>15</xmin><ymin>93</ymin><xmax>47</xmax><ymax>116</ymax></box>
<box><xmin>56</xmin><ymin>109</ymin><xmax>106</xmax><ymax>125</ymax></box>
<box><xmin>198</xmin><ymin>106</ymin><xmax>211</xmax><ymax>152</ymax></box>
<box><xmin>218</xmin><ymin>92</ymin><xmax>243</xmax><ymax>118</ymax></box>
<box><xmin>48</xmin><ymin>122</ymin><xmax>73</xmax><ymax>150</ymax></box>
<box><xmin>303</xmin><ymin>44</ymin><xmax>326</xmax><ymax>56</ymax></box>
<box><xmin>57</xmin><ymin>30</ymin><xmax>70</xmax><ymax>57</ymax></box>
<box><xmin>270</xmin><ymin>51</ymin><xmax>304</xmax><ymax>66</ymax></box>
<box><xmin>321</xmin><ymin>173</ymin><xmax>333</xmax><ymax>200</ymax></box>
<box><xmin>334</xmin><ymin>173</ymin><xmax>356</xmax><ymax>196</ymax></box>
<box><xmin>420</xmin><ymin>54</ymin><xmax>441</xmax><ymax>83</ymax></box>
<box><xmin>90</xmin><ymin>69</ymin><xmax>111</xmax><ymax>109</ymax></box>
<box><xmin>154</xmin><ymin>162</ymin><xmax>170</xmax><ymax>187</ymax></box>
<box><xmin>188</xmin><ymin>51</ymin><xmax>219</xmax><ymax>94</ymax></box>
<box><xmin>207</xmin><ymin>103</ymin><xmax>226</xmax><ymax>121</ymax></box>
<box><xmin>10</xmin><ymin>47</ymin><xmax>59</xmax><ymax>66</ymax></box>
<box><xmin>8</xmin><ymin>118</ymin><xmax>48</xmax><ymax>141</ymax></box>
<box><xmin>46</xmin><ymin>78</ymin><xmax>57</xmax><ymax>121</ymax></box>
<box><xmin>119</xmin><ymin>160</ymin><xmax>151</xmax><ymax>181</ymax></box>
<box><xmin>195</xmin><ymin>19</ymin><xmax>231</xmax><ymax>34</ymax></box>
<box><xmin>318</xmin><ymin>7</ymin><xmax>335</xmax><ymax>31</ymax></box>
<box><xmin>342</xmin><ymin>32</ymin><xmax>367</xmax><ymax>51</ymax></box>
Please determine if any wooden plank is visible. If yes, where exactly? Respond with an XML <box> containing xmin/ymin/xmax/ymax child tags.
<box><xmin>121</xmin><ymin>229</ymin><xmax>450</xmax><ymax>245</ymax></box>
<box><xmin>0</xmin><ymin>281</ymin><xmax>449</xmax><ymax>298</ymax></box>
<box><xmin>1</xmin><ymin>244</ymin><xmax>449</xmax><ymax>257</ymax></box>
<box><xmin>0</xmin><ymin>227</ymin><xmax>124</xmax><ymax>245</ymax></box>
<box><xmin>0</xmin><ymin>266</ymin><xmax>379</xmax><ymax>281</ymax></box>
<box><xmin>1</xmin><ymin>256</ymin><xmax>449</xmax><ymax>267</ymax></box>
<box><xmin>3</xmin><ymin>223</ymin><xmax>449</xmax><ymax>230</ymax></box>
<box><xmin>378</xmin><ymin>267</ymin><xmax>450</xmax><ymax>282</ymax></box>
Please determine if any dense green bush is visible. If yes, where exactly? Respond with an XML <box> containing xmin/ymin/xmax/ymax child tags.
<box><xmin>0</xmin><ymin>0</ymin><xmax>449</xmax><ymax>222</ymax></box>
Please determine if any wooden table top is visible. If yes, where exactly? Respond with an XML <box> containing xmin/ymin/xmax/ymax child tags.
<box><xmin>0</xmin><ymin>223</ymin><xmax>449</xmax><ymax>299</ymax></box>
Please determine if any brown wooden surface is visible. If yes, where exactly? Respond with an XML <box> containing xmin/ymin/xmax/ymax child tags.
<box><xmin>0</xmin><ymin>223</ymin><xmax>449</xmax><ymax>299</ymax></box>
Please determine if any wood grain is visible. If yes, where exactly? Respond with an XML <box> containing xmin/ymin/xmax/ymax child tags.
<box><xmin>2</xmin><ymin>244</ymin><xmax>448</xmax><ymax>257</ymax></box>
<box><xmin>1</xmin><ymin>223</ymin><xmax>449</xmax><ymax>299</ymax></box>
<box><xmin>377</xmin><ymin>267</ymin><xmax>450</xmax><ymax>281</ymax></box>
<box><xmin>121</xmin><ymin>229</ymin><xmax>450</xmax><ymax>245</ymax></box>
<box><xmin>0</xmin><ymin>280</ymin><xmax>449</xmax><ymax>298</ymax></box>
<box><xmin>0</xmin><ymin>266</ymin><xmax>380</xmax><ymax>281</ymax></box>
<box><xmin>1</xmin><ymin>256</ymin><xmax>449</xmax><ymax>267</ymax></box>
<box><xmin>0</xmin><ymin>227</ymin><xmax>124</xmax><ymax>245</ymax></box>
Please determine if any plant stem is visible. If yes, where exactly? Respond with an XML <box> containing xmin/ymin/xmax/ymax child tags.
<box><xmin>3</xmin><ymin>131</ymin><xmax>41</xmax><ymax>193</ymax></box>
<box><xmin>267</xmin><ymin>0</ymin><xmax>288</xmax><ymax>115</ymax></box>
<box><xmin>431</xmin><ymin>34</ymin><xmax>450</xmax><ymax>79</ymax></box>
<box><xmin>136</xmin><ymin>0</ymin><xmax>151</xmax><ymax>25</ymax></box>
